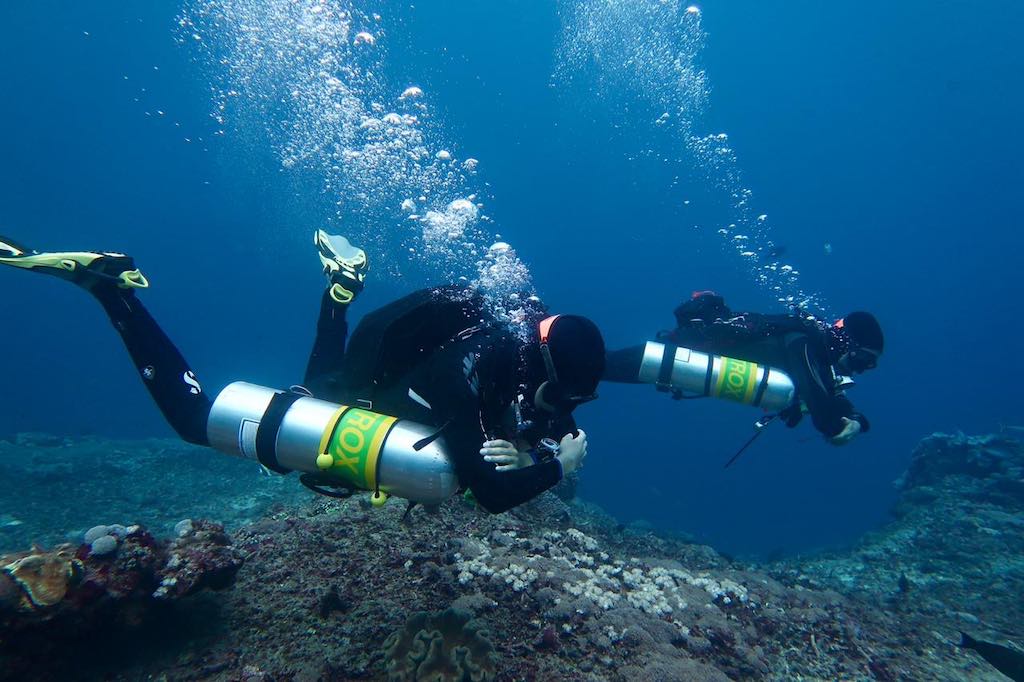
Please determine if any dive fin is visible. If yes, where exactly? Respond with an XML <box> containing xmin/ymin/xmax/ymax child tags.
<box><xmin>0</xmin><ymin>235</ymin><xmax>149</xmax><ymax>291</ymax></box>
<box><xmin>314</xmin><ymin>230</ymin><xmax>368</xmax><ymax>305</ymax></box>
<box><xmin>0</xmin><ymin>235</ymin><xmax>30</xmax><ymax>258</ymax></box>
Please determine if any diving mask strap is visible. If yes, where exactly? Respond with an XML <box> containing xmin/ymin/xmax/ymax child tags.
<box><xmin>538</xmin><ymin>314</ymin><xmax>562</xmax><ymax>384</ymax></box>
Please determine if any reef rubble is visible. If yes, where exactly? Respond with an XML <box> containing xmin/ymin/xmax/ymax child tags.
<box><xmin>0</xmin><ymin>430</ymin><xmax>1020</xmax><ymax>680</ymax></box>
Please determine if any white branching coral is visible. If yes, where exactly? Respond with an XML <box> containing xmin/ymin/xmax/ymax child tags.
<box><xmin>451</xmin><ymin>526</ymin><xmax>752</xmax><ymax>619</ymax></box>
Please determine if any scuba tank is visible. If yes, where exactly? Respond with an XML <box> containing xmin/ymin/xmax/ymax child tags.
<box><xmin>637</xmin><ymin>341</ymin><xmax>796</xmax><ymax>412</ymax></box>
<box><xmin>206</xmin><ymin>382</ymin><xmax>458</xmax><ymax>506</ymax></box>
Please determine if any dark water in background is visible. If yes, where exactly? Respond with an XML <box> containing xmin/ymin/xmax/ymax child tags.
<box><xmin>1</xmin><ymin>1</ymin><xmax>1022</xmax><ymax>557</ymax></box>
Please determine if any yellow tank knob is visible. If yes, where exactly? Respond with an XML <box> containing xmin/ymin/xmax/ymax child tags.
<box><xmin>371</xmin><ymin>491</ymin><xmax>389</xmax><ymax>507</ymax></box>
<box><xmin>316</xmin><ymin>454</ymin><xmax>333</xmax><ymax>470</ymax></box>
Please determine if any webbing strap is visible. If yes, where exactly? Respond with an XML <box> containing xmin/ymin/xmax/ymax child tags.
<box><xmin>703</xmin><ymin>357</ymin><xmax>715</xmax><ymax>397</ymax></box>
<box><xmin>255</xmin><ymin>391</ymin><xmax>302</xmax><ymax>474</ymax></box>
<box><xmin>753</xmin><ymin>367</ymin><xmax>771</xmax><ymax>407</ymax></box>
<box><xmin>656</xmin><ymin>343</ymin><xmax>676</xmax><ymax>392</ymax></box>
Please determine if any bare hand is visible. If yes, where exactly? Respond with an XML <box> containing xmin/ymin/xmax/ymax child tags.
<box><xmin>557</xmin><ymin>429</ymin><xmax>588</xmax><ymax>476</ymax></box>
<box><xmin>481</xmin><ymin>439</ymin><xmax>532</xmax><ymax>472</ymax></box>
<box><xmin>828</xmin><ymin>417</ymin><xmax>861</xmax><ymax>446</ymax></box>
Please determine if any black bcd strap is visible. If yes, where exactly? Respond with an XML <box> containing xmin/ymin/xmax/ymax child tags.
<box><xmin>255</xmin><ymin>390</ymin><xmax>304</xmax><ymax>474</ymax></box>
<box><xmin>656</xmin><ymin>343</ymin><xmax>676</xmax><ymax>392</ymax></box>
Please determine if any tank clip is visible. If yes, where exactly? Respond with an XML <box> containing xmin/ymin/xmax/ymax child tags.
<box><xmin>299</xmin><ymin>473</ymin><xmax>356</xmax><ymax>499</ymax></box>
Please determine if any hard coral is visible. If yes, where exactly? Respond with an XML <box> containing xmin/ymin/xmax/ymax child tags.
<box><xmin>384</xmin><ymin>607</ymin><xmax>497</xmax><ymax>682</ymax></box>
<box><xmin>0</xmin><ymin>519</ymin><xmax>242</xmax><ymax>644</ymax></box>
<box><xmin>0</xmin><ymin>545</ymin><xmax>82</xmax><ymax>611</ymax></box>
<box><xmin>154</xmin><ymin>519</ymin><xmax>243</xmax><ymax>598</ymax></box>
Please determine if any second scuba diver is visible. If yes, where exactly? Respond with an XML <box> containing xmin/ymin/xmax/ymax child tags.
<box><xmin>604</xmin><ymin>290</ymin><xmax>883</xmax><ymax>446</ymax></box>
<box><xmin>0</xmin><ymin>232</ymin><xmax>606</xmax><ymax>513</ymax></box>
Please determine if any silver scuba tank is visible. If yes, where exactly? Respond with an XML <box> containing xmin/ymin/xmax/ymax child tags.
<box><xmin>206</xmin><ymin>382</ymin><xmax>458</xmax><ymax>506</ymax></box>
<box><xmin>637</xmin><ymin>341</ymin><xmax>796</xmax><ymax>412</ymax></box>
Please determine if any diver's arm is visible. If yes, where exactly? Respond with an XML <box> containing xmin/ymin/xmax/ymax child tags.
<box><xmin>783</xmin><ymin>334</ymin><xmax>855</xmax><ymax>438</ymax></box>
<box><xmin>425</xmin><ymin>358</ymin><xmax>563</xmax><ymax>513</ymax></box>
<box><xmin>447</xmin><ymin>417</ymin><xmax>563</xmax><ymax>513</ymax></box>
<box><xmin>602</xmin><ymin>346</ymin><xmax>648</xmax><ymax>383</ymax></box>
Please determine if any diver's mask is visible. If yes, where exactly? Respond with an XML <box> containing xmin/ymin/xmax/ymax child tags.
<box><xmin>831</xmin><ymin>315</ymin><xmax>882</xmax><ymax>375</ymax></box>
<box><xmin>836</xmin><ymin>346</ymin><xmax>880</xmax><ymax>375</ymax></box>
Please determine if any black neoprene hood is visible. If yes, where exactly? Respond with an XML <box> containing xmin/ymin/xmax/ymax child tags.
<box><xmin>843</xmin><ymin>311</ymin><xmax>884</xmax><ymax>353</ymax></box>
<box><xmin>545</xmin><ymin>315</ymin><xmax>606</xmax><ymax>395</ymax></box>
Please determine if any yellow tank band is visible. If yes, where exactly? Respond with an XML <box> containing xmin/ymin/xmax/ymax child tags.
<box><xmin>322</xmin><ymin>408</ymin><xmax>398</xmax><ymax>491</ymax></box>
<box><xmin>364</xmin><ymin>413</ymin><xmax>396</xmax><ymax>490</ymax></box>
<box><xmin>713</xmin><ymin>357</ymin><xmax>759</xmax><ymax>405</ymax></box>
<box><xmin>317</xmin><ymin>405</ymin><xmax>352</xmax><ymax>457</ymax></box>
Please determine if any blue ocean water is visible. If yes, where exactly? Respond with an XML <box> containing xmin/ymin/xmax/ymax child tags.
<box><xmin>1</xmin><ymin>1</ymin><xmax>1021</xmax><ymax>558</ymax></box>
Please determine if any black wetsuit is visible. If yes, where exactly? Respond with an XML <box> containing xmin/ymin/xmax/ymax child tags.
<box><xmin>604</xmin><ymin>293</ymin><xmax>868</xmax><ymax>438</ymax></box>
<box><xmin>90</xmin><ymin>283</ymin><xmax>569</xmax><ymax>514</ymax></box>
<box><xmin>91</xmin><ymin>284</ymin><xmax>212</xmax><ymax>446</ymax></box>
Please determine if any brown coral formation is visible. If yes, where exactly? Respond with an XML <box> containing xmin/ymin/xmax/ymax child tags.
<box><xmin>0</xmin><ymin>518</ymin><xmax>243</xmax><ymax>680</ymax></box>
<box><xmin>0</xmin><ymin>546</ymin><xmax>82</xmax><ymax>611</ymax></box>
<box><xmin>384</xmin><ymin>607</ymin><xmax>497</xmax><ymax>682</ymax></box>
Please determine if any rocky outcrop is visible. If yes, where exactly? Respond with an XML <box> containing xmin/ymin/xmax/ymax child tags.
<box><xmin>777</xmin><ymin>432</ymin><xmax>1024</xmax><ymax>681</ymax></box>
<box><xmin>1</xmin><ymin>431</ymin><xmax>1020</xmax><ymax>680</ymax></box>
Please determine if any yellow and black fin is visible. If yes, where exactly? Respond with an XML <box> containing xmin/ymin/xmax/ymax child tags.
<box><xmin>314</xmin><ymin>230</ymin><xmax>368</xmax><ymax>304</ymax></box>
<box><xmin>0</xmin><ymin>235</ymin><xmax>30</xmax><ymax>258</ymax></box>
<box><xmin>0</xmin><ymin>235</ymin><xmax>149</xmax><ymax>290</ymax></box>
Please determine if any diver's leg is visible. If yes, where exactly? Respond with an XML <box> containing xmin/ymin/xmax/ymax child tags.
<box><xmin>302</xmin><ymin>230</ymin><xmax>368</xmax><ymax>385</ymax></box>
<box><xmin>92</xmin><ymin>286</ymin><xmax>212</xmax><ymax>444</ymax></box>
<box><xmin>0</xmin><ymin>236</ymin><xmax>212</xmax><ymax>445</ymax></box>
<box><xmin>303</xmin><ymin>288</ymin><xmax>351</xmax><ymax>384</ymax></box>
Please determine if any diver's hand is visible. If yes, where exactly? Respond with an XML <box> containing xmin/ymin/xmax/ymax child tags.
<box><xmin>481</xmin><ymin>440</ymin><xmax>532</xmax><ymax>472</ymax></box>
<box><xmin>828</xmin><ymin>417</ymin><xmax>862</xmax><ymax>446</ymax></box>
<box><xmin>557</xmin><ymin>429</ymin><xmax>588</xmax><ymax>476</ymax></box>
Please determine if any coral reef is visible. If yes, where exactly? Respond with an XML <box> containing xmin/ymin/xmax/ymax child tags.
<box><xmin>0</xmin><ymin>546</ymin><xmax>82</xmax><ymax>611</ymax></box>
<box><xmin>154</xmin><ymin>519</ymin><xmax>244</xmax><ymax>598</ymax></box>
<box><xmin>0</xmin><ymin>430</ymin><xmax>1020</xmax><ymax>680</ymax></box>
<box><xmin>384</xmin><ymin>607</ymin><xmax>497</xmax><ymax>682</ymax></box>
<box><xmin>0</xmin><ymin>520</ymin><xmax>243</xmax><ymax>680</ymax></box>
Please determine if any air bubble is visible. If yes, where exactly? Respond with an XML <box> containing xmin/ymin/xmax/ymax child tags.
<box><xmin>180</xmin><ymin>0</ymin><xmax>535</xmax><ymax>326</ymax></box>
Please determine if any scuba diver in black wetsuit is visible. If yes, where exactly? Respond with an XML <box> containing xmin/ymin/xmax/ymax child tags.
<box><xmin>604</xmin><ymin>291</ymin><xmax>884</xmax><ymax>446</ymax></box>
<box><xmin>0</xmin><ymin>232</ymin><xmax>604</xmax><ymax>514</ymax></box>
<box><xmin>301</xmin><ymin>232</ymin><xmax>604</xmax><ymax>512</ymax></box>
